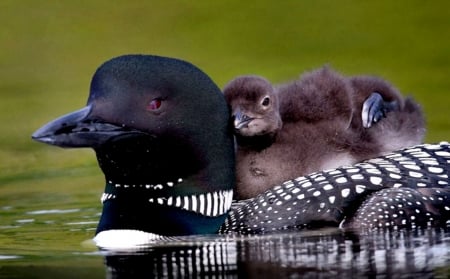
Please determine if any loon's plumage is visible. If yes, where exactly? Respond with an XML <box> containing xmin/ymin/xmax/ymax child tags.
<box><xmin>223</xmin><ymin>67</ymin><xmax>425</xmax><ymax>199</ymax></box>
<box><xmin>32</xmin><ymin>55</ymin><xmax>449</xmax><ymax>246</ymax></box>
<box><xmin>220</xmin><ymin>142</ymin><xmax>450</xmax><ymax>233</ymax></box>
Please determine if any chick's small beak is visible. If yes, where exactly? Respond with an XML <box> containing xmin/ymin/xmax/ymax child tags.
<box><xmin>233</xmin><ymin>108</ymin><xmax>254</xmax><ymax>130</ymax></box>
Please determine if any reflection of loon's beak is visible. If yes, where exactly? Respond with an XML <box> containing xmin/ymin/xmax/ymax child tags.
<box><xmin>32</xmin><ymin>105</ymin><xmax>146</xmax><ymax>148</ymax></box>
<box><xmin>233</xmin><ymin>109</ymin><xmax>254</xmax><ymax>130</ymax></box>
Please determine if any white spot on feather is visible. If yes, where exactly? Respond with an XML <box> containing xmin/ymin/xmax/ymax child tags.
<box><xmin>409</xmin><ymin>171</ymin><xmax>423</xmax><ymax>178</ymax></box>
<box><xmin>355</xmin><ymin>185</ymin><xmax>365</xmax><ymax>193</ymax></box>
<box><xmin>336</xmin><ymin>177</ymin><xmax>348</xmax><ymax>184</ymax></box>
<box><xmin>436</xmin><ymin>151</ymin><xmax>450</xmax><ymax>157</ymax></box>
<box><xmin>403</xmin><ymin>164</ymin><xmax>421</xmax><ymax>171</ymax></box>
<box><xmin>328</xmin><ymin>196</ymin><xmax>336</xmax><ymax>204</ymax></box>
<box><xmin>370</xmin><ymin>176</ymin><xmax>382</xmax><ymax>185</ymax></box>
<box><xmin>351</xmin><ymin>174</ymin><xmax>364</xmax><ymax>180</ymax></box>
<box><xmin>389</xmin><ymin>173</ymin><xmax>402</xmax><ymax>179</ymax></box>
<box><xmin>428</xmin><ymin>167</ymin><xmax>444</xmax><ymax>173</ymax></box>
<box><xmin>366</xmin><ymin>168</ymin><xmax>382</xmax><ymax>175</ymax></box>
<box><xmin>341</xmin><ymin>188</ymin><xmax>350</xmax><ymax>198</ymax></box>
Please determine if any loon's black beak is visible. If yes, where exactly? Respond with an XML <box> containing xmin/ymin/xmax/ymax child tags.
<box><xmin>233</xmin><ymin>109</ymin><xmax>254</xmax><ymax>130</ymax></box>
<box><xmin>32</xmin><ymin>105</ymin><xmax>144</xmax><ymax>148</ymax></box>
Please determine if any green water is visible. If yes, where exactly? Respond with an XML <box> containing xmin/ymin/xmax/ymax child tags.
<box><xmin>1</xmin><ymin>1</ymin><xmax>449</xmax><ymax>277</ymax></box>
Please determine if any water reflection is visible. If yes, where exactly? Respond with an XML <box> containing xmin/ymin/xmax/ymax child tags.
<box><xmin>104</xmin><ymin>228</ymin><xmax>450</xmax><ymax>278</ymax></box>
<box><xmin>1</xmin><ymin>204</ymin><xmax>449</xmax><ymax>278</ymax></box>
<box><xmin>105</xmin><ymin>241</ymin><xmax>238</xmax><ymax>278</ymax></box>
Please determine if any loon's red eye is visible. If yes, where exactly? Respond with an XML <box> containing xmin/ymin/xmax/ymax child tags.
<box><xmin>147</xmin><ymin>98</ymin><xmax>162</xmax><ymax>110</ymax></box>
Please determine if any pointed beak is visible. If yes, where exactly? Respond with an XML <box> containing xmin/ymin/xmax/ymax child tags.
<box><xmin>32</xmin><ymin>105</ymin><xmax>145</xmax><ymax>148</ymax></box>
<box><xmin>233</xmin><ymin>108</ymin><xmax>254</xmax><ymax>130</ymax></box>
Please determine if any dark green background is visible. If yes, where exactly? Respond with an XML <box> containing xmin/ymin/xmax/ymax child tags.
<box><xmin>0</xmin><ymin>0</ymin><xmax>449</xmax><ymax>256</ymax></box>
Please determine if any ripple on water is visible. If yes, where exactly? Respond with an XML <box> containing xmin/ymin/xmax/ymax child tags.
<box><xmin>65</xmin><ymin>221</ymin><xmax>98</xmax><ymax>225</ymax></box>
<box><xmin>26</xmin><ymin>209</ymin><xmax>80</xmax><ymax>215</ymax></box>
<box><xmin>0</xmin><ymin>255</ymin><xmax>22</xmax><ymax>260</ymax></box>
<box><xmin>15</xmin><ymin>219</ymin><xmax>34</xmax><ymax>223</ymax></box>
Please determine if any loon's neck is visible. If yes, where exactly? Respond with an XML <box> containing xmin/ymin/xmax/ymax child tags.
<box><xmin>97</xmin><ymin>179</ymin><xmax>234</xmax><ymax>236</ymax></box>
<box><xmin>94</xmin><ymin>130</ymin><xmax>234</xmax><ymax>192</ymax></box>
<box><xmin>92</xmin><ymin>131</ymin><xmax>235</xmax><ymax>236</ymax></box>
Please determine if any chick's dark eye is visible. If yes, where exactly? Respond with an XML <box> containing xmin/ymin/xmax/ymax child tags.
<box><xmin>147</xmin><ymin>98</ymin><xmax>162</xmax><ymax>110</ymax></box>
<box><xmin>262</xmin><ymin>97</ymin><xmax>270</xmax><ymax>106</ymax></box>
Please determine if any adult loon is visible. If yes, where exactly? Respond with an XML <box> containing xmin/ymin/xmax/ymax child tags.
<box><xmin>223</xmin><ymin>67</ymin><xmax>425</xmax><ymax>199</ymax></box>
<box><xmin>32</xmin><ymin>55</ymin><xmax>450</xmax><ymax>247</ymax></box>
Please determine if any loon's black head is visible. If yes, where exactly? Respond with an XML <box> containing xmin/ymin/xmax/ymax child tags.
<box><xmin>32</xmin><ymin>55</ymin><xmax>235</xmax><ymax>241</ymax></box>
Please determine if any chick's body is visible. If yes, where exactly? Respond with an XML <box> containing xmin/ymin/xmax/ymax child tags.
<box><xmin>224</xmin><ymin>67</ymin><xmax>425</xmax><ymax>199</ymax></box>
